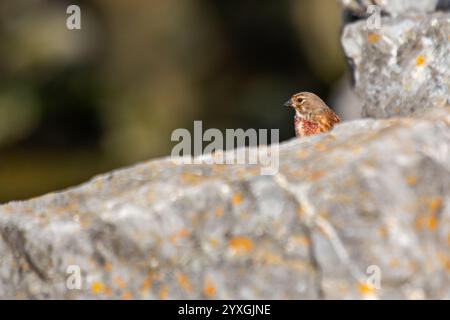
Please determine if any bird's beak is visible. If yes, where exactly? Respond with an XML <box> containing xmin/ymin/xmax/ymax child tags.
<box><xmin>284</xmin><ymin>99</ymin><xmax>293</xmax><ymax>108</ymax></box>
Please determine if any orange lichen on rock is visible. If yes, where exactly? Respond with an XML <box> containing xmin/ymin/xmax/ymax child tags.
<box><xmin>415</xmin><ymin>216</ymin><xmax>424</xmax><ymax>230</ymax></box>
<box><xmin>159</xmin><ymin>285</ymin><xmax>168</xmax><ymax>300</ymax></box>
<box><xmin>447</xmin><ymin>232</ymin><xmax>450</xmax><ymax>247</ymax></box>
<box><xmin>357</xmin><ymin>282</ymin><xmax>375</xmax><ymax>295</ymax></box>
<box><xmin>297</xmin><ymin>149</ymin><xmax>309</xmax><ymax>159</ymax></box>
<box><xmin>140</xmin><ymin>277</ymin><xmax>153</xmax><ymax>293</ymax></box>
<box><xmin>176</xmin><ymin>272</ymin><xmax>193</xmax><ymax>293</ymax></box>
<box><xmin>180</xmin><ymin>172</ymin><xmax>203</xmax><ymax>185</ymax></box>
<box><xmin>228</xmin><ymin>236</ymin><xmax>253</xmax><ymax>255</ymax></box>
<box><xmin>122</xmin><ymin>291</ymin><xmax>133</xmax><ymax>300</ymax></box>
<box><xmin>428</xmin><ymin>197</ymin><xmax>442</xmax><ymax>212</ymax></box>
<box><xmin>169</xmin><ymin>228</ymin><xmax>191</xmax><ymax>244</ymax></box>
<box><xmin>91</xmin><ymin>282</ymin><xmax>104</xmax><ymax>295</ymax></box>
<box><xmin>436</xmin><ymin>253</ymin><xmax>450</xmax><ymax>272</ymax></box>
<box><xmin>103</xmin><ymin>262</ymin><xmax>113</xmax><ymax>273</ymax></box>
<box><xmin>203</xmin><ymin>279</ymin><xmax>216</xmax><ymax>298</ymax></box>
<box><xmin>214</xmin><ymin>207</ymin><xmax>223</xmax><ymax>217</ymax></box>
<box><xmin>296</xmin><ymin>206</ymin><xmax>303</xmax><ymax>219</ymax></box>
<box><xmin>231</xmin><ymin>193</ymin><xmax>243</xmax><ymax>205</ymax></box>
<box><xmin>78</xmin><ymin>218</ymin><xmax>89</xmax><ymax>229</ymax></box>
<box><xmin>260</xmin><ymin>251</ymin><xmax>283</xmax><ymax>265</ymax></box>
<box><xmin>416</xmin><ymin>55</ymin><xmax>425</xmax><ymax>66</ymax></box>
<box><xmin>405</xmin><ymin>176</ymin><xmax>417</xmax><ymax>186</ymax></box>
<box><xmin>292</xmin><ymin>235</ymin><xmax>310</xmax><ymax>247</ymax></box>
<box><xmin>426</xmin><ymin>197</ymin><xmax>442</xmax><ymax>231</ymax></box>
<box><xmin>113</xmin><ymin>275</ymin><xmax>126</xmax><ymax>289</ymax></box>
<box><xmin>377</xmin><ymin>226</ymin><xmax>387</xmax><ymax>238</ymax></box>
<box><xmin>367</xmin><ymin>32</ymin><xmax>380</xmax><ymax>43</ymax></box>
<box><xmin>389</xmin><ymin>258</ymin><xmax>399</xmax><ymax>268</ymax></box>
<box><xmin>445</xmin><ymin>258</ymin><xmax>450</xmax><ymax>272</ymax></box>
<box><xmin>314</xmin><ymin>142</ymin><xmax>327</xmax><ymax>152</ymax></box>
<box><xmin>351</xmin><ymin>146</ymin><xmax>362</xmax><ymax>154</ymax></box>
<box><xmin>415</xmin><ymin>197</ymin><xmax>443</xmax><ymax>231</ymax></box>
<box><xmin>308</xmin><ymin>170</ymin><xmax>325</xmax><ymax>182</ymax></box>
<box><xmin>209</xmin><ymin>238</ymin><xmax>218</xmax><ymax>248</ymax></box>
<box><xmin>103</xmin><ymin>287</ymin><xmax>112</xmax><ymax>297</ymax></box>
<box><xmin>427</xmin><ymin>216</ymin><xmax>438</xmax><ymax>231</ymax></box>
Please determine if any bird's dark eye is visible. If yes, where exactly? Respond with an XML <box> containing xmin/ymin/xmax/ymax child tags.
<box><xmin>297</xmin><ymin>98</ymin><xmax>304</xmax><ymax>103</ymax></box>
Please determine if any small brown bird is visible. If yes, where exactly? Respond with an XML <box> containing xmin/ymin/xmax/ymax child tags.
<box><xmin>284</xmin><ymin>92</ymin><xmax>340</xmax><ymax>138</ymax></box>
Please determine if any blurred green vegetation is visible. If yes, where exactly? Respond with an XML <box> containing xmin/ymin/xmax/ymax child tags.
<box><xmin>0</xmin><ymin>0</ymin><xmax>346</xmax><ymax>203</ymax></box>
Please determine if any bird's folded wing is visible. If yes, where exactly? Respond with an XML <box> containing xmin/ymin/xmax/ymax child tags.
<box><xmin>314</xmin><ymin>109</ymin><xmax>341</xmax><ymax>133</ymax></box>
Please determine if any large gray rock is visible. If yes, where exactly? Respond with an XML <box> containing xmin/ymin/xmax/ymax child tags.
<box><xmin>342</xmin><ymin>12</ymin><xmax>450</xmax><ymax>118</ymax></box>
<box><xmin>1</xmin><ymin>107</ymin><xmax>449</xmax><ymax>299</ymax></box>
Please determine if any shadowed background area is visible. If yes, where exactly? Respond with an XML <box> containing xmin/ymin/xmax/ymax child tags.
<box><xmin>0</xmin><ymin>0</ymin><xmax>351</xmax><ymax>203</ymax></box>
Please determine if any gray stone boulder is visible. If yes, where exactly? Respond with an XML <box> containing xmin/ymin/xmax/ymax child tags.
<box><xmin>1</xmin><ymin>107</ymin><xmax>449</xmax><ymax>299</ymax></box>
<box><xmin>341</xmin><ymin>10</ymin><xmax>450</xmax><ymax>118</ymax></box>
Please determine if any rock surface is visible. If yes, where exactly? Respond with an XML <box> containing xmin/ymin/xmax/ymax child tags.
<box><xmin>342</xmin><ymin>11</ymin><xmax>450</xmax><ymax>118</ymax></box>
<box><xmin>340</xmin><ymin>0</ymin><xmax>441</xmax><ymax>18</ymax></box>
<box><xmin>378</xmin><ymin>0</ymin><xmax>439</xmax><ymax>16</ymax></box>
<box><xmin>1</xmin><ymin>107</ymin><xmax>449</xmax><ymax>299</ymax></box>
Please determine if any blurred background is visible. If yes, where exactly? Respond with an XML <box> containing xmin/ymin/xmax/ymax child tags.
<box><xmin>0</xmin><ymin>0</ymin><xmax>359</xmax><ymax>203</ymax></box>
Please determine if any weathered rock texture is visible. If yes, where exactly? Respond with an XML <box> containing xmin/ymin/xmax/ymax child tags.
<box><xmin>342</xmin><ymin>11</ymin><xmax>450</xmax><ymax>118</ymax></box>
<box><xmin>1</xmin><ymin>107</ymin><xmax>449</xmax><ymax>299</ymax></box>
<box><xmin>377</xmin><ymin>0</ymin><xmax>439</xmax><ymax>16</ymax></box>
<box><xmin>340</xmin><ymin>0</ymin><xmax>442</xmax><ymax>18</ymax></box>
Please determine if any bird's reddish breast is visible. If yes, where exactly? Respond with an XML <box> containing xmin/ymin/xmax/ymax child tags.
<box><xmin>294</xmin><ymin>115</ymin><xmax>319</xmax><ymax>137</ymax></box>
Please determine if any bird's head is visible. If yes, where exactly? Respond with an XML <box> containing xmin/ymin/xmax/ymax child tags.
<box><xmin>284</xmin><ymin>92</ymin><xmax>327</xmax><ymax>119</ymax></box>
